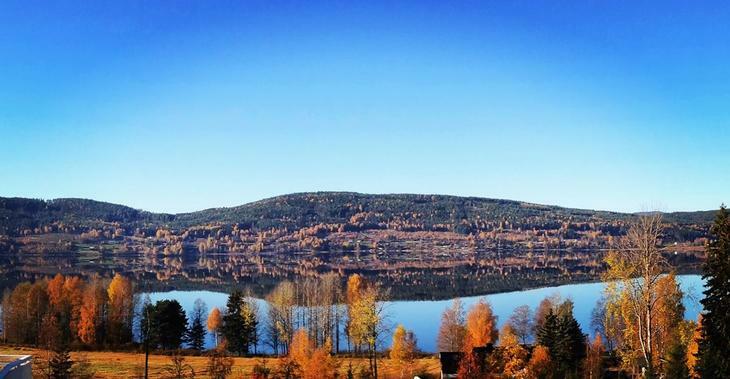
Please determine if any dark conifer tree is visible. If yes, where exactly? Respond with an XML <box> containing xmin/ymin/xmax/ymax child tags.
<box><xmin>697</xmin><ymin>206</ymin><xmax>730</xmax><ymax>378</ymax></box>
<box><xmin>536</xmin><ymin>302</ymin><xmax>586</xmax><ymax>379</ymax></box>
<box><xmin>155</xmin><ymin>299</ymin><xmax>188</xmax><ymax>350</ymax></box>
<box><xmin>222</xmin><ymin>290</ymin><xmax>258</xmax><ymax>355</ymax></box>
<box><xmin>554</xmin><ymin>310</ymin><xmax>586</xmax><ymax>378</ymax></box>
<box><xmin>536</xmin><ymin>310</ymin><xmax>559</xmax><ymax>349</ymax></box>
<box><xmin>187</xmin><ymin>299</ymin><xmax>208</xmax><ymax>351</ymax></box>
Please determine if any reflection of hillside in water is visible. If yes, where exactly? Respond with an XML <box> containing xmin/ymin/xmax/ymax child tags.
<box><xmin>0</xmin><ymin>247</ymin><xmax>701</xmax><ymax>300</ymax></box>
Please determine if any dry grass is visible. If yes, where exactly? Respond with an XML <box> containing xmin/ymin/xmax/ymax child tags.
<box><xmin>0</xmin><ymin>345</ymin><xmax>440</xmax><ymax>378</ymax></box>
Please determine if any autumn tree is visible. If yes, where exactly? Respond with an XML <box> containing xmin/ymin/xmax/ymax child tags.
<box><xmin>584</xmin><ymin>335</ymin><xmax>604</xmax><ymax>379</ymax></box>
<box><xmin>527</xmin><ymin>345</ymin><xmax>554</xmax><ymax>379</ymax></box>
<box><xmin>508</xmin><ymin>304</ymin><xmax>534</xmax><ymax>344</ymax></box>
<box><xmin>207</xmin><ymin>307</ymin><xmax>223</xmax><ymax>347</ymax></box>
<box><xmin>534</xmin><ymin>293</ymin><xmax>562</xmax><ymax>335</ymax></box>
<box><xmin>107</xmin><ymin>274</ymin><xmax>134</xmax><ymax>345</ymax></box>
<box><xmin>500</xmin><ymin>323</ymin><xmax>529</xmax><ymax>378</ymax></box>
<box><xmin>345</xmin><ymin>273</ymin><xmax>365</xmax><ymax>352</ymax></box>
<box><xmin>697</xmin><ymin>206</ymin><xmax>730</xmax><ymax>378</ymax></box>
<box><xmin>390</xmin><ymin>324</ymin><xmax>418</xmax><ymax>378</ymax></box>
<box><xmin>29</xmin><ymin>280</ymin><xmax>50</xmax><ymax>346</ymax></box>
<box><xmin>346</xmin><ymin>275</ymin><xmax>386</xmax><ymax>378</ymax></box>
<box><xmin>266</xmin><ymin>281</ymin><xmax>296</xmax><ymax>354</ymax></box>
<box><xmin>464</xmin><ymin>298</ymin><xmax>499</xmax><ymax>348</ymax></box>
<box><xmin>286</xmin><ymin>329</ymin><xmax>337</xmax><ymax>379</ymax></box>
<box><xmin>78</xmin><ymin>277</ymin><xmax>107</xmax><ymax>346</ymax></box>
<box><xmin>437</xmin><ymin>298</ymin><xmax>466</xmax><ymax>352</ymax></box>
<box><xmin>686</xmin><ymin>316</ymin><xmax>701</xmax><ymax>378</ymax></box>
<box><xmin>603</xmin><ymin>214</ymin><xmax>685</xmax><ymax>376</ymax></box>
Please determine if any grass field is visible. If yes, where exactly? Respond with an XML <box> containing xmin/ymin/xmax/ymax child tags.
<box><xmin>0</xmin><ymin>345</ymin><xmax>441</xmax><ymax>378</ymax></box>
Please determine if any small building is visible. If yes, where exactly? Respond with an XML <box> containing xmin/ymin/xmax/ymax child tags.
<box><xmin>439</xmin><ymin>344</ymin><xmax>495</xmax><ymax>379</ymax></box>
<box><xmin>0</xmin><ymin>355</ymin><xmax>32</xmax><ymax>379</ymax></box>
<box><xmin>438</xmin><ymin>352</ymin><xmax>463</xmax><ymax>379</ymax></box>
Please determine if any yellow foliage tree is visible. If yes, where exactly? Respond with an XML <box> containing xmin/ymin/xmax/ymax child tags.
<box><xmin>603</xmin><ymin>214</ymin><xmax>684</xmax><ymax>376</ymax></box>
<box><xmin>465</xmin><ymin>298</ymin><xmax>499</xmax><ymax>348</ymax></box>
<box><xmin>501</xmin><ymin>324</ymin><xmax>528</xmax><ymax>378</ymax></box>
<box><xmin>390</xmin><ymin>324</ymin><xmax>418</xmax><ymax>378</ymax></box>
<box><xmin>107</xmin><ymin>273</ymin><xmax>134</xmax><ymax>344</ymax></box>
<box><xmin>687</xmin><ymin>316</ymin><xmax>701</xmax><ymax>378</ymax></box>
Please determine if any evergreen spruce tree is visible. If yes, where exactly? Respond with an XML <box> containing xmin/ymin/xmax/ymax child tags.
<box><xmin>697</xmin><ymin>206</ymin><xmax>730</xmax><ymax>378</ymax></box>
<box><xmin>536</xmin><ymin>310</ymin><xmax>559</xmax><ymax>349</ymax></box>
<box><xmin>188</xmin><ymin>315</ymin><xmax>207</xmax><ymax>351</ymax></box>
<box><xmin>222</xmin><ymin>290</ymin><xmax>258</xmax><ymax>355</ymax></box>
<box><xmin>536</xmin><ymin>303</ymin><xmax>586</xmax><ymax>379</ymax></box>
<box><xmin>187</xmin><ymin>298</ymin><xmax>208</xmax><ymax>351</ymax></box>
<box><xmin>154</xmin><ymin>299</ymin><xmax>188</xmax><ymax>350</ymax></box>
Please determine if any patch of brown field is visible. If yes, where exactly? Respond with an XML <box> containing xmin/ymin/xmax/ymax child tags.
<box><xmin>0</xmin><ymin>346</ymin><xmax>441</xmax><ymax>378</ymax></box>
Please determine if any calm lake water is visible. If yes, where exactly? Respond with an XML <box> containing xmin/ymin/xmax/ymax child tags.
<box><xmin>142</xmin><ymin>274</ymin><xmax>704</xmax><ymax>353</ymax></box>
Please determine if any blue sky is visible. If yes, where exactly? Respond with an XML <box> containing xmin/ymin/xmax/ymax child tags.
<box><xmin>1</xmin><ymin>1</ymin><xmax>728</xmax><ymax>213</ymax></box>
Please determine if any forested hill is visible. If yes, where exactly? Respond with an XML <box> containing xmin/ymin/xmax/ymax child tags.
<box><xmin>0</xmin><ymin>192</ymin><xmax>717</xmax><ymax>236</ymax></box>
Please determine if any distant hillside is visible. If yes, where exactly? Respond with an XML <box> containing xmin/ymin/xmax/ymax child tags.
<box><xmin>0</xmin><ymin>192</ymin><xmax>714</xmax><ymax>294</ymax></box>
<box><xmin>0</xmin><ymin>192</ymin><xmax>717</xmax><ymax>236</ymax></box>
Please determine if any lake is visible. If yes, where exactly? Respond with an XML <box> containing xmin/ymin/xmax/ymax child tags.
<box><xmin>142</xmin><ymin>274</ymin><xmax>705</xmax><ymax>353</ymax></box>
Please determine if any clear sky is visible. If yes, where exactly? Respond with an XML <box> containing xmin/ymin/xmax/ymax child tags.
<box><xmin>1</xmin><ymin>1</ymin><xmax>728</xmax><ymax>213</ymax></box>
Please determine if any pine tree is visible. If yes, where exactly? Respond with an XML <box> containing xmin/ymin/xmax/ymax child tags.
<box><xmin>554</xmin><ymin>307</ymin><xmax>586</xmax><ymax>376</ymax></box>
<box><xmin>536</xmin><ymin>304</ymin><xmax>586</xmax><ymax>378</ymax></box>
<box><xmin>222</xmin><ymin>290</ymin><xmax>258</xmax><ymax>355</ymax></box>
<box><xmin>188</xmin><ymin>315</ymin><xmax>207</xmax><ymax>351</ymax></box>
<box><xmin>697</xmin><ymin>206</ymin><xmax>730</xmax><ymax>378</ymax></box>
<box><xmin>223</xmin><ymin>291</ymin><xmax>247</xmax><ymax>355</ymax></box>
<box><xmin>155</xmin><ymin>300</ymin><xmax>188</xmax><ymax>350</ymax></box>
<box><xmin>187</xmin><ymin>299</ymin><xmax>207</xmax><ymax>351</ymax></box>
<box><xmin>536</xmin><ymin>310</ymin><xmax>558</xmax><ymax>351</ymax></box>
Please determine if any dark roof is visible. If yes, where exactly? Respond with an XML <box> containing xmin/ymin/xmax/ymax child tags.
<box><xmin>439</xmin><ymin>344</ymin><xmax>496</xmax><ymax>374</ymax></box>
<box><xmin>439</xmin><ymin>352</ymin><xmax>463</xmax><ymax>375</ymax></box>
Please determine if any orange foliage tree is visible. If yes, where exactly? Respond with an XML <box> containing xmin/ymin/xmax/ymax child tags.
<box><xmin>106</xmin><ymin>274</ymin><xmax>134</xmax><ymax>345</ymax></box>
<box><xmin>77</xmin><ymin>277</ymin><xmax>107</xmax><ymax>345</ymax></box>
<box><xmin>687</xmin><ymin>315</ymin><xmax>702</xmax><ymax>378</ymax></box>
<box><xmin>287</xmin><ymin>329</ymin><xmax>337</xmax><ymax>379</ymax></box>
<box><xmin>207</xmin><ymin>307</ymin><xmax>223</xmax><ymax>346</ymax></box>
<box><xmin>527</xmin><ymin>345</ymin><xmax>553</xmax><ymax>379</ymax></box>
<box><xmin>465</xmin><ymin>298</ymin><xmax>499</xmax><ymax>348</ymax></box>
<box><xmin>390</xmin><ymin>324</ymin><xmax>418</xmax><ymax>378</ymax></box>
